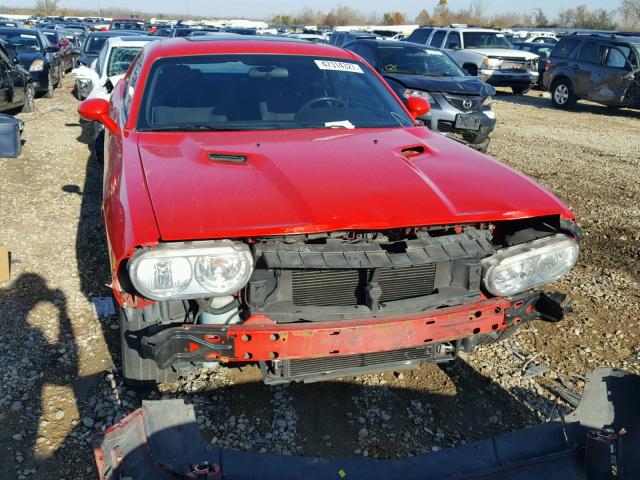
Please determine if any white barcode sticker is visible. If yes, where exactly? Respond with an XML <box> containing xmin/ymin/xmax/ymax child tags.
<box><xmin>314</xmin><ymin>60</ymin><xmax>364</xmax><ymax>74</ymax></box>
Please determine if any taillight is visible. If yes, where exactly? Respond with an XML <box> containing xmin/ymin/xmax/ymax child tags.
<box><xmin>545</xmin><ymin>59</ymin><xmax>552</xmax><ymax>72</ymax></box>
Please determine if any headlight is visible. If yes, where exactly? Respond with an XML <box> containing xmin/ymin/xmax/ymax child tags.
<box><xmin>29</xmin><ymin>59</ymin><xmax>44</xmax><ymax>72</ymax></box>
<box><xmin>482</xmin><ymin>235</ymin><xmax>578</xmax><ymax>296</ymax></box>
<box><xmin>128</xmin><ymin>240</ymin><xmax>253</xmax><ymax>300</ymax></box>
<box><xmin>481</xmin><ymin>57</ymin><xmax>501</xmax><ymax>70</ymax></box>
<box><xmin>482</xmin><ymin>95</ymin><xmax>492</xmax><ymax>107</ymax></box>
<box><xmin>403</xmin><ymin>89</ymin><xmax>435</xmax><ymax>104</ymax></box>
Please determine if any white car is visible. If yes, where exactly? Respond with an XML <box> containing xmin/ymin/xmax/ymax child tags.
<box><xmin>405</xmin><ymin>25</ymin><xmax>540</xmax><ymax>94</ymax></box>
<box><xmin>72</xmin><ymin>36</ymin><xmax>155</xmax><ymax>160</ymax></box>
<box><xmin>72</xmin><ymin>35</ymin><xmax>155</xmax><ymax>101</ymax></box>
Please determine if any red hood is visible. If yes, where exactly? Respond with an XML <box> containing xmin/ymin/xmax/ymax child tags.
<box><xmin>137</xmin><ymin>127</ymin><xmax>572</xmax><ymax>241</ymax></box>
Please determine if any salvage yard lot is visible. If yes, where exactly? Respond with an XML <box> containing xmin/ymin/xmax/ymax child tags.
<box><xmin>0</xmin><ymin>78</ymin><xmax>639</xmax><ymax>477</ymax></box>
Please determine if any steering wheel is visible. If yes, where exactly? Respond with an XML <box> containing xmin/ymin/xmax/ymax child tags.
<box><xmin>298</xmin><ymin>96</ymin><xmax>348</xmax><ymax>112</ymax></box>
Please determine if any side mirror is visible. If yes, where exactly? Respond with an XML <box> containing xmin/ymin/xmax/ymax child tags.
<box><xmin>149</xmin><ymin>26</ymin><xmax>158</xmax><ymax>34</ymax></box>
<box><xmin>406</xmin><ymin>96</ymin><xmax>430</xmax><ymax>119</ymax></box>
<box><xmin>77</xmin><ymin>98</ymin><xmax>120</xmax><ymax>135</ymax></box>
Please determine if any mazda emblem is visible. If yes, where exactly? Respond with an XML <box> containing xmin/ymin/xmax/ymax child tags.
<box><xmin>463</xmin><ymin>99</ymin><xmax>473</xmax><ymax>109</ymax></box>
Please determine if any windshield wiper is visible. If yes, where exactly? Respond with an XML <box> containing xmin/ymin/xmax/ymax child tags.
<box><xmin>146</xmin><ymin>124</ymin><xmax>244</xmax><ymax>132</ymax></box>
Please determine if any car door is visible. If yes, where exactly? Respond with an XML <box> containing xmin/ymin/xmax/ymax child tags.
<box><xmin>429</xmin><ymin>30</ymin><xmax>447</xmax><ymax>49</ymax></box>
<box><xmin>589</xmin><ymin>43</ymin><xmax>637</xmax><ymax>105</ymax></box>
<box><xmin>0</xmin><ymin>45</ymin><xmax>23</xmax><ymax>106</ymax></box>
<box><xmin>0</xmin><ymin>56</ymin><xmax>10</xmax><ymax>109</ymax></box>
<box><xmin>444</xmin><ymin>31</ymin><xmax>461</xmax><ymax>51</ymax></box>
<box><xmin>573</xmin><ymin>40</ymin><xmax>605</xmax><ymax>99</ymax></box>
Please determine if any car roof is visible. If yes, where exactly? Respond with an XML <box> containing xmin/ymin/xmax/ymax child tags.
<box><xmin>143</xmin><ymin>37</ymin><xmax>357</xmax><ymax>62</ymax></box>
<box><xmin>513</xmin><ymin>41</ymin><xmax>556</xmax><ymax>47</ymax></box>
<box><xmin>564</xmin><ymin>32</ymin><xmax>640</xmax><ymax>43</ymax></box>
<box><xmin>112</xmin><ymin>18</ymin><xmax>145</xmax><ymax>21</ymax></box>
<box><xmin>87</xmin><ymin>30</ymin><xmax>139</xmax><ymax>37</ymax></box>
<box><xmin>347</xmin><ymin>39</ymin><xmax>439</xmax><ymax>50</ymax></box>
<box><xmin>0</xmin><ymin>28</ymin><xmax>34</xmax><ymax>34</ymax></box>
<box><xmin>105</xmin><ymin>35</ymin><xmax>156</xmax><ymax>46</ymax></box>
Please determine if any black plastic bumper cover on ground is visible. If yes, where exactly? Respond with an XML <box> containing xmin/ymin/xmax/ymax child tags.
<box><xmin>93</xmin><ymin>368</ymin><xmax>640</xmax><ymax>479</ymax></box>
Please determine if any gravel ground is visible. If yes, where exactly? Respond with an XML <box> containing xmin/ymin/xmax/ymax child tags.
<box><xmin>0</xmin><ymin>79</ymin><xmax>638</xmax><ymax>478</ymax></box>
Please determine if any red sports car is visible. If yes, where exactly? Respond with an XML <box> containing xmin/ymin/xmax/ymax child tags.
<box><xmin>79</xmin><ymin>38</ymin><xmax>580</xmax><ymax>385</ymax></box>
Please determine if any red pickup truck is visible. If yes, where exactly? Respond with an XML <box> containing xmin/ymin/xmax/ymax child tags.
<box><xmin>79</xmin><ymin>38</ymin><xmax>580</xmax><ymax>385</ymax></box>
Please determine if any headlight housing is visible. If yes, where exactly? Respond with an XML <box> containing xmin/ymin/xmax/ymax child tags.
<box><xmin>29</xmin><ymin>59</ymin><xmax>45</xmax><ymax>72</ymax></box>
<box><xmin>482</xmin><ymin>234</ymin><xmax>578</xmax><ymax>296</ymax></box>
<box><xmin>403</xmin><ymin>88</ymin><xmax>435</xmax><ymax>105</ymax></box>
<box><xmin>128</xmin><ymin>240</ymin><xmax>253</xmax><ymax>301</ymax></box>
<box><xmin>481</xmin><ymin>57</ymin><xmax>501</xmax><ymax>70</ymax></box>
<box><xmin>482</xmin><ymin>95</ymin><xmax>492</xmax><ymax>107</ymax></box>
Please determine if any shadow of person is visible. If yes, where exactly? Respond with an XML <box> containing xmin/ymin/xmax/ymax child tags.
<box><xmin>0</xmin><ymin>273</ymin><xmax>85</xmax><ymax>474</ymax></box>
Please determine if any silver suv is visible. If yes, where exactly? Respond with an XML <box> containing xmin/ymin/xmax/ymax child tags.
<box><xmin>405</xmin><ymin>25</ymin><xmax>539</xmax><ymax>94</ymax></box>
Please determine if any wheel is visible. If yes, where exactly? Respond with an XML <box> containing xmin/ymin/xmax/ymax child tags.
<box><xmin>462</xmin><ymin>132</ymin><xmax>491</xmax><ymax>153</ymax></box>
<box><xmin>464</xmin><ymin>64</ymin><xmax>478</xmax><ymax>76</ymax></box>
<box><xmin>43</xmin><ymin>72</ymin><xmax>54</xmax><ymax>98</ymax></box>
<box><xmin>57</xmin><ymin>66</ymin><xmax>63</xmax><ymax>86</ymax></box>
<box><xmin>94</xmin><ymin>129</ymin><xmax>104</xmax><ymax>163</ymax></box>
<box><xmin>119</xmin><ymin>308</ymin><xmax>178</xmax><ymax>386</ymax></box>
<box><xmin>511</xmin><ymin>85</ymin><xmax>531</xmax><ymax>95</ymax></box>
<box><xmin>551</xmin><ymin>78</ymin><xmax>576</xmax><ymax>109</ymax></box>
<box><xmin>21</xmin><ymin>84</ymin><xmax>35</xmax><ymax>113</ymax></box>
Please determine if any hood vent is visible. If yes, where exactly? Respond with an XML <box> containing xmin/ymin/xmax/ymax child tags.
<box><xmin>208</xmin><ymin>153</ymin><xmax>247</xmax><ymax>163</ymax></box>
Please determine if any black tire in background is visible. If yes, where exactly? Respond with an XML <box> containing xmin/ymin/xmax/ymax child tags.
<box><xmin>511</xmin><ymin>85</ymin><xmax>531</xmax><ymax>95</ymax></box>
<box><xmin>551</xmin><ymin>78</ymin><xmax>576</xmax><ymax>109</ymax></box>
<box><xmin>21</xmin><ymin>84</ymin><xmax>36</xmax><ymax>113</ymax></box>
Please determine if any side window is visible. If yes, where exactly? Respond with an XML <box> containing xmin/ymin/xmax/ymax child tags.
<box><xmin>96</xmin><ymin>45</ymin><xmax>108</xmax><ymax>76</ymax></box>
<box><xmin>577</xmin><ymin>41</ymin><xmax>601</xmax><ymax>64</ymax></box>
<box><xmin>445</xmin><ymin>32</ymin><xmax>461</xmax><ymax>49</ymax></box>
<box><xmin>605</xmin><ymin>45</ymin><xmax>631</xmax><ymax>69</ymax></box>
<box><xmin>429</xmin><ymin>30</ymin><xmax>447</xmax><ymax>48</ymax></box>
<box><xmin>536</xmin><ymin>47</ymin><xmax>552</xmax><ymax>60</ymax></box>
<box><xmin>350</xmin><ymin>44</ymin><xmax>377</xmax><ymax>67</ymax></box>
<box><xmin>406</xmin><ymin>28</ymin><xmax>433</xmax><ymax>45</ymax></box>
<box><xmin>554</xmin><ymin>38</ymin><xmax>580</xmax><ymax>58</ymax></box>
<box><xmin>122</xmin><ymin>53</ymin><xmax>143</xmax><ymax>119</ymax></box>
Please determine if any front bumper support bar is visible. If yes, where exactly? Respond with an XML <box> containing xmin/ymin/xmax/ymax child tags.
<box><xmin>135</xmin><ymin>292</ymin><xmax>569</xmax><ymax>370</ymax></box>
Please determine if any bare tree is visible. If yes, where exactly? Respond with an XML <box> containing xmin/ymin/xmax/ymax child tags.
<box><xmin>433</xmin><ymin>0</ymin><xmax>451</xmax><ymax>24</ymax></box>
<box><xmin>619</xmin><ymin>0</ymin><xmax>640</xmax><ymax>29</ymax></box>
<box><xmin>532</xmin><ymin>8</ymin><xmax>549</xmax><ymax>27</ymax></box>
<box><xmin>415</xmin><ymin>8</ymin><xmax>432</xmax><ymax>25</ymax></box>
<box><xmin>34</xmin><ymin>0</ymin><xmax>60</xmax><ymax>15</ymax></box>
<box><xmin>470</xmin><ymin>0</ymin><xmax>488</xmax><ymax>23</ymax></box>
<box><xmin>383</xmin><ymin>11</ymin><xmax>407</xmax><ymax>25</ymax></box>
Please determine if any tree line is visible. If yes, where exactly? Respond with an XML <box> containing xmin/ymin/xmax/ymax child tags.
<box><xmin>271</xmin><ymin>1</ymin><xmax>640</xmax><ymax>30</ymax></box>
<box><xmin>3</xmin><ymin>0</ymin><xmax>640</xmax><ymax>30</ymax></box>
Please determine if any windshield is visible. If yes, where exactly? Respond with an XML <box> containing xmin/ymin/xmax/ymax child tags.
<box><xmin>111</xmin><ymin>21</ymin><xmax>145</xmax><ymax>31</ymax></box>
<box><xmin>379</xmin><ymin>45</ymin><xmax>464</xmax><ymax>76</ymax></box>
<box><xmin>0</xmin><ymin>32</ymin><xmax>41</xmax><ymax>52</ymax></box>
<box><xmin>138</xmin><ymin>54</ymin><xmax>413</xmax><ymax>131</ymax></box>
<box><xmin>84</xmin><ymin>36</ymin><xmax>107</xmax><ymax>54</ymax></box>
<box><xmin>463</xmin><ymin>32</ymin><xmax>512</xmax><ymax>49</ymax></box>
<box><xmin>107</xmin><ymin>46</ymin><xmax>142</xmax><ymax>77</ymax></box>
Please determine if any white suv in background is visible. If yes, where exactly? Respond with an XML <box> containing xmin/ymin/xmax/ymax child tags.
<box><xmin>405</xmin><ymin>25</ymin><xmax>539</xmax><ymax>94</ymax></box>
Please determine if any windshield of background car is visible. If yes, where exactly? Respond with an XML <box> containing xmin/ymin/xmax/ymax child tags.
<box><xmin>84</xmin><ymin>36</ymin><xmax>107</xmax><ymax>54</ymax></box>
<box><xmin>463</xmin><ymin>32</ymin><xmax>512</xmax><ymax>49</ymax></box>
<box><xmin>112</xmin><ymin>21</ymin><xmax>145</xmax><ymax>31</ymax></box>
<box><xmin>137</xmin><ymin>54</ymin><xmax>414</xmax><ymax>131</ymax></box>
<box><xmin>0</xmin><ymin>32</ymin><xmax>41</xmax><ymax>52</ymax></box>
<box><xmin>107</xmin><ymin>46</ymin><xmax>142</xmax><ymax>77</ymax></box>
<box><xmin>379</xmin><ymin>45</ymin><xmax>464</xmax><ymax>76</ymax></box>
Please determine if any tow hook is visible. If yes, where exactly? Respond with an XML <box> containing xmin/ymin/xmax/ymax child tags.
<box><xmin>536</xmin><ymin>292</ymin><xmax>572</xmax><ymax>323</ymax></box>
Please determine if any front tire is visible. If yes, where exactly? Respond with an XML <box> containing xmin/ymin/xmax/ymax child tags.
<box><xmin>21</xmin><ymin>84</ymin><xmax>35</xmax><ymax>113</ymax></box>
<box><xmin>551</xmin><ymin>79</ymin><xmax>576</xmax><ymax>109</ymax></box>
<box><xmin>119</xmin><ymin>308</ymin><xmax>178</xmax><ymax>386</ymax></box>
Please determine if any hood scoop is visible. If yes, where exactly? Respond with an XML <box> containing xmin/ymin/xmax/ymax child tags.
<box><xmin>208</xmin><ymin>152</ymin><xmax>247</xmax><ymax>163</ymax></box>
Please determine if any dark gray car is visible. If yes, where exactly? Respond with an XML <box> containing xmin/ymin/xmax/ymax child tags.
<box><xmin>543</xmin><ymin>32</ymin><xmax>640</xmax><ymax>109</ymax></box>
<box><xmin>345</xmin><ymin>40</ymin><xmax>496</xmax><ymax>152</ymax></box>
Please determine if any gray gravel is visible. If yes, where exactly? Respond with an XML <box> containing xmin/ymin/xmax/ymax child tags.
<box><xmin>0</xmin><ymin>80</ymin><xmax>638</xmax><ymax>477</ymax></box>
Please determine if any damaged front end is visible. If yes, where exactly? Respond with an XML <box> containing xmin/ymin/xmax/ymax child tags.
<box><xmin>121</xmin><ymin>216</ymin><xmax>580</xmax><ymax>384</ymax></box>
<box><xmin>94</xmin><ymin>368</ymin><xmax>640</xmax><ymax>480</ymax></box>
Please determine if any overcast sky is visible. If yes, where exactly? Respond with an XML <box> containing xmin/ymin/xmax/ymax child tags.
<box><xmin>6</xmin><ymin>0</ymin><xmax>617</xmax><ymax>20</ymax></box>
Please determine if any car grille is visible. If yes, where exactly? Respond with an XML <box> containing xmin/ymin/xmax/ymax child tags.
<box><xmin>500</xmin><ymin>58</ymin><xmax>538</xmax><ymax>73</ymax></box>
<box><xmin>291</xmin><ymin>263</ymin><xmax>437</xmax><ymax>307</ymax></box>
<box><xmin>444</xmin><ymin>95</ymin><xmax>480</xmax><ymax>112</ymax></box>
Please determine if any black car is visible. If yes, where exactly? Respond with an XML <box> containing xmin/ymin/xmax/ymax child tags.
<box><xmin>0</xmin><ymin>28</ymin><xmax>61</xmax><ymax>98</ymax></box>
<box><xmin>513</xmin><ymin>42</ymin><xmax>555</xmax><ymax>89</ymax></box>
<box><xmin>75</xmin><ymin>30</ymin><xmax>138</xmax><ymax>68</ymax></box>
<box><xmin>543</xmin><ymin>32</ymin><xmax>640</xmax><ymax>109</ymax></box>
<box><xmin>0</xmin><ymin>40</ymin><xmax>35</xmax><ymax>112</ymax></box>
<box><xmin>329</xmin><ymin>30</ymin><xmax>381</xmax><ymax>46</ymax></box>
<box><xmin>40</xmin><ymin>29</ymin><xmax>75</xmax><ymax>73</ymax></box>
<box><xmin>345</xmin><ymin>39</ymin><xmax>496</xmax><ymax>151</ymax></box>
